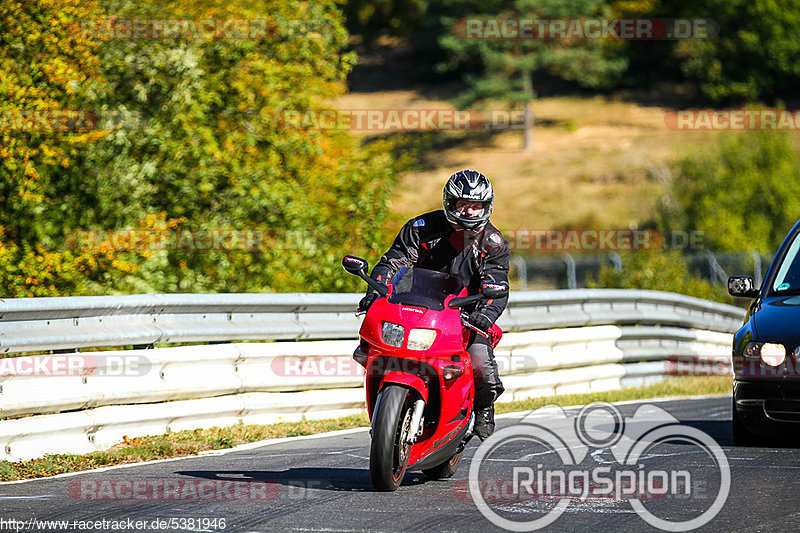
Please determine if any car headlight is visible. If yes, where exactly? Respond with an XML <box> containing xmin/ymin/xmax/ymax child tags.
<box><xmin>761</xmin><ymin>343</ymin><xmax>787</xmax><ymax>366</ymax></box>
<box><xmin>381</xmin><ymin>322</ymin><xmax>404</xmax><ymax>347</ymax></box>
<box><xmin>407</xmin><ymin>328</ymin><xmax>437</xmax><ymax>351</ymax></box>
<box><xmin>745</xmin><ymin>342</ymin><xmax>786</xmax><ymax>366</ymax></box>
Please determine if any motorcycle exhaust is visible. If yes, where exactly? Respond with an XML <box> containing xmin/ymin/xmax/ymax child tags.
<box><xmin>405</xmin><ymin>399</ymin><xmax>426</xmax><ymax>444</ymax></box>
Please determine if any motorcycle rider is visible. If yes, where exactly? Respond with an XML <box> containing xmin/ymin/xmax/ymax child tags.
<box><xmin>358</xmin><ymin>169</ymin><xmax>510</xmax><ymax>440</ymax></box>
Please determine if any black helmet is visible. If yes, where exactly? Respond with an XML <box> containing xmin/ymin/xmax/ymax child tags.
<box><xmin>443</xmin><ymin>169</ymin><xmax>494</xmax><ymax>230</ymax></box>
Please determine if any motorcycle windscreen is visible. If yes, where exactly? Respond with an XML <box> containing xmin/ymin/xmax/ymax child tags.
<box><xmin>388</xmin><ymin>267</ymin><xmax>463</xmax><ymax>311</ymax></box>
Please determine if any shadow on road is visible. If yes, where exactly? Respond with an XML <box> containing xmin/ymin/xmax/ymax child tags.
<box><xmin>648</xmin><ymin>419</ymin><xmax>800</xmax><ymax>449</ymax></box>
<box><xmin>678</xmin><ymin>419</ymin><xmax>734</xmax><ymax>446</ymax></box>
<box><xmin>175</xmin><ymin>467</ymin><xmax>430</xmax><ymax>492</ymax></box>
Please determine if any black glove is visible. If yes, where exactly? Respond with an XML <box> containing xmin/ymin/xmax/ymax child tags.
<box><xmin>468</xmin><ymin>311</ymin><xmax>493</xmax><ymax>332</ymax></box>
<box><xmin>358</xmin><ymin>292</ymin><xmax>378</xmax><ymax>313</ymax></box>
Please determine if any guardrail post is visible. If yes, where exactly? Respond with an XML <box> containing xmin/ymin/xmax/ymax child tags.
<box><xmin>562</xmin><ymin>253</ymin><xmax>577</xmax><ymax>289</ymax></box>
<box><xmin>609</xmin><ymin>252</ymin><xmax>623</xmax><ymax>272</ymax></box>
<box><xmin>512</xmin><ymin>255</ymin><xmax>528</xmax><ymax>290</ymax></box>
<box><xmin>751</xmin><ymin>250</ymin><xmax>762</xmax><ymax>287</ymax></box>
<box><xmin>706</xmin><ymin>251</ymin><xmax>728</xmax><ymax>284</ymax></box>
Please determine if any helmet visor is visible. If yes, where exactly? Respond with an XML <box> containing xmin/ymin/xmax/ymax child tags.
<box><xmin>453</xmin><ymin>199</ymin><xmax>489</xmax><ymax>220</ymax></box>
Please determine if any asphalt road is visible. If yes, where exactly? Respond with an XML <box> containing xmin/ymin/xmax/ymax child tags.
<box><xmin>2</xmin><ymin>397</ymin><xmax>799</xmax><ymax>533</ymax></box>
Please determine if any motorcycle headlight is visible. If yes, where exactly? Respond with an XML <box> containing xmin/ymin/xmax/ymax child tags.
<box><xmin>407</xmin><ymin>328</ymin><xmax>437</xmax><ymax>351</ymax></box>
<box><xmin>381</xmin><ymin>322</ymin><xmax>404</xmax><ymax>347</ymax></box>
<box><xmin>745</xmin><ymin>342</ymin><xmax>786</xmax><ymax>366</ymax></box>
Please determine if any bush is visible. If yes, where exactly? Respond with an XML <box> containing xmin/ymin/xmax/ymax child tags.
<box><xmin>587</xmin><ymin>249</ymin><xmax>734</xmax><ymax>304</ymax></box>
<box><xmin>659</xmin><ymin>130</ymin><xmax>800</xmax><ymax>255</ymax></box>
<box><xmin>0</xmin><ymin>0</ymin><xmax>401</xmax><ymax>296</ymax></box>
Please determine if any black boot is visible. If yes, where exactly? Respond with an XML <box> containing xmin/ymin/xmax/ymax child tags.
<box><xmin>473</xmin><ymin>405</ymin><xmax>495</xmax><ymax>441</ymax></box>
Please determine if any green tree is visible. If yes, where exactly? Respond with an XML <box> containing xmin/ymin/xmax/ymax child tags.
<box><xmin>0</xmin><ymin>0</ymin><xmax>400</xmax><ymax>296</ymax></box>
<box><xmin>0</xmin><ymin>0</ymin><xmax>104</xmax><ymax>227</ymax></box>
<box><xmin>0</xmin><ymin>0</ymin><xmax>136</xmax><ymax>295</ymax></box>
<box><xmin>438</xmin><ymin>0</ymin><xmax>627</xmax><ymax>150</ymax></box>
<box><xmin>659</xmin><ymin>130</ymin><xmax>800</xmax><ymax>254</ymax></box>
<box><xmin>674</xmin><ymin>0</ymin><xmax>800</xmax><ymax>103</ymax></box>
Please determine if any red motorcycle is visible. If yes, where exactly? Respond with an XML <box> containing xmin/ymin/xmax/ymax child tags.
<box><xmin>342</xmin><ymin>255</ymin><xmax>507</xmax><ymax>491</ymax></box>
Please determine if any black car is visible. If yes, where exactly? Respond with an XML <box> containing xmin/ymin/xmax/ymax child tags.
<box><xmin>729</xmin><ymin>219</ymin><xmax>800</xmax><ymax>444</ymax></box>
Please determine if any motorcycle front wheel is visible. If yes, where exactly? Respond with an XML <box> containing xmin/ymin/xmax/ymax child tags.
<box><xmin>370</xmin><ymin>384</ymin><xmax>413</xmax><ymax>491</ymax></box>
<box><xmin>422</xmin><ymin>449</ymin><xmax>463</xmax><ymax>480</ymax></box>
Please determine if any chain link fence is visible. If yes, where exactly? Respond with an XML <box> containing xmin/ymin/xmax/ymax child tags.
<box><xmin>511</xmin><ymin>252</ymin><xmax>774</xmax><ymax>290</ymax></box>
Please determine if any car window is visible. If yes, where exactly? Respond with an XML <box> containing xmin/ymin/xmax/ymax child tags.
<box><xmin>772</xmin><ymin>232</ymin><xmax>800</xmax><ymax>292</ymax></box>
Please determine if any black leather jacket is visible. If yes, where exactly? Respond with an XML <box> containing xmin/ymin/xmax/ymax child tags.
<box><xmin>367</xmin><ymin>210</ymin><xmax>510</xmax><ymax>324</ymax></box>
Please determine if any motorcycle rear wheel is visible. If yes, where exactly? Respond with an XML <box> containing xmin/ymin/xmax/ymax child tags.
<box><xmin>370</xmin><ymin>385</ymin><xmax>413</xmax><ymax>491</ymax></box>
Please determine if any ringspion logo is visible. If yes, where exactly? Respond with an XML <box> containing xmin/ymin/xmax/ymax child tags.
<box><xmin>467</xmin><ymin>402</ymin><xmax>730</xmax><ymax>531</ymax></box>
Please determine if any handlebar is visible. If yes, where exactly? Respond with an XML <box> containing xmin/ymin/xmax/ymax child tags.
<box><xmin>448</xmin><ymin>294</ymin><xmax>483</xmax><ymax>309</ymax></box>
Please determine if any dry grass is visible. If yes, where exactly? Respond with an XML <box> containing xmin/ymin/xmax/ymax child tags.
<box><xmin>336</xmin><ymin>90</ymin><xmax>726</xmax><ymax>230</ymax></box>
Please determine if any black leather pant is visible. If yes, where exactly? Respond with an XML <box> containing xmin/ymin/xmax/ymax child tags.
<box><xmin>467</xmin><ymin>331</ymin><xmax>505</xmax><ymax>410</ymax></box>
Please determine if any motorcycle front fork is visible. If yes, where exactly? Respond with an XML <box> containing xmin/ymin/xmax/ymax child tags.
<box><xmin>405</xmin><ymin>399</ymin><xmax>426</xmax><ymax>444</ymax></box>
<box><xmin>370</xmin><ymin>393</ymin><xmax>475</xmax><ymax>455</ymax></box>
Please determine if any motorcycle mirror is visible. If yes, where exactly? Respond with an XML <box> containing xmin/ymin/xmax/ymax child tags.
<box><xmin>342</xmin><ymin>255</ymin><xmax>369</xmax><ymax>275</ymax></box>
<box><xmin>342</xmin><ymin>255</ymin><xmax>388</xmax><ymax>298</ymax></box>
<box><xmin>481</xmin><ymin>281</ymin><xmax>509</xmax><ymax>299</ymax></box>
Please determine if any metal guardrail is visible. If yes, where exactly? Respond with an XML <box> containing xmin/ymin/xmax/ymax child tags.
<box><xmin>0</xmin><ymin>290</ymin><xmax>746</xmax><ymax>461</ymax></box>
<box><xmin>0</xmin><ymin>293</ymin><xmax>363</xmax><ymax>354</ymax></box>
<box><xmin>0</xmin><ymin>289</ymin><xmax>744</xmax><ymax>354</ymax></box>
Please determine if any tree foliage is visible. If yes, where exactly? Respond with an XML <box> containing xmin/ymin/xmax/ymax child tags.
<box><xmin>587</xmin><ymin>249</ymin><xmax>733</xmax><ymax>304</ymax></box>
<box><xmin>659</xmin><ymin>130</ymin><xmax>800</xmax><ymax>254</ymax></box>
<box><xmin>0</xmin><ymin>0</ymin><xmax>135</xmax><ymax>295</ymax></box>
<box><xmin>0</xmin><ymin>0</ymin><xmax>105</xmax><ymax>216</ymax></box>
<box><xmin>0</xmin><ymin>0</ymin><xmax>398</xmax><ymax>296</ymax></box>
<box><xmin>346</xmin><ymin>0</ymin><xmax>800</xmax><ymax>104</ymax></box>
<box><xmin>437</xmin><ymin>0</ymin><xmax>627</xmax><ymax>149</ymax></box>
<box><xmin>440</xmin><ymin>0</ymin><xmax>628</xmax><ymax>97</ymax></box>
<box><xmin>343</xmin><ymin>0</ymin><xmax>427</xmax><ymax>45</ymax></box>
<box><xmin>674</xmin><ymin>0</ymin><xmax>800</xmax><ymax>103</ymax></box>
